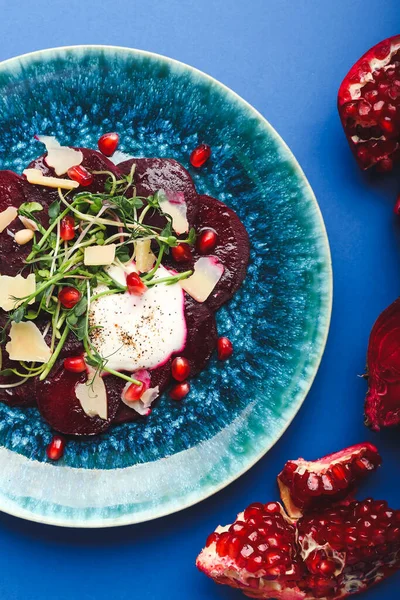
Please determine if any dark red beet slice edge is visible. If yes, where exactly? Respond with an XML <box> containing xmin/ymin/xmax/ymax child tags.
<box><xmin>166</xmin><ymin>194</ymin><xmax>250</xmax><ymax>311</ymax></box>
<box><xmin>27</xmin><ymin>147</ymin><xmax>123</xmax><ymax>195</ymax></box>
<box><xmin>35</xmin><ymin>361</ymin><xmax>120</xmax><ymax>436</ymax></box>
<box><xmin>118</xmin><ymin>157</ymin><xmax>199</xmax><ymax>230</ymax></box>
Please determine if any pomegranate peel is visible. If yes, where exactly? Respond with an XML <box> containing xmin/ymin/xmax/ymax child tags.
<box><xmin>338</xmin><ymin>34</ymin><xmax>400</xmax><ymax>170</ymax></box>
<box><xmin>365</xmin><ymin>297</ymin><xmax>400</xmax><ymax>430</ymax></box>
<box><xmin>278</xmin><ymin>443</ymin><xmax>382</xmax><ymax>518</ymax></box>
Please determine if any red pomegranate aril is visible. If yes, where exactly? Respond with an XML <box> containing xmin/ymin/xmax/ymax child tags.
<box><xmin>171</xmin><ymin>357</ymin><xmax>190</xmax><ymax>382</ymax></box>
<box><xmin>63</xmin><ymin>356</ymin><xmax>86</xmax><ymax>373</ymax></box>
<box><xmin>227</xmin><ymin>537</ymin><xmax>243</xmax><ymax>559</ymax></box>
<box><xmin>98</xmin><ymin>132</ymin><xmax>119</xmax><ymax>157</ymax></box>
<box><xmin>197</xmin><ymin>228</ymin><xmax>217</xmax><ymax>254</ymax></box>
<box><xmin>190</xmin><ymin>143</ymin><xmax>211</xmax><ymax>168</ymax></box>
<box><xmin>124</xmin><ymin>381</ymin><xmax>145</xmax><ymax>402</ymax></box>
<box><xmin>265</xmin><ymin>502</ymin><xmax>282</xmax><ymax>514</ymax></box>
<box><xmin>58</xmin><ymin>286</ymin><xmax>81</xmax><ymax>309</ymax></box>
<box><xmin>169</xmin><ymin>381</ymin><xmax>190</xmax><ymax>401</ymax></box>
<box><xmin>246</xmin><ymin>555</ymin><xmax>264</xmax><ymax>573</ymax></box>
<box><xmin>126</xmin><ymin>272</ymin><xmax>147</xmax><ymax>295</ymax></box>
<box><xmin>60</xmin><ymin>215</ymin><xmax>75</xmax><ymax>241</ymax></box>
<box><xmin>217</xmin><ymin>337</ymin><xmax>233</xmax><ymax>361</ymax></box>
<box><xmin>67</xmin><ymin>165</ymin><xmax>94</xmax><ymax>187</ymax></box>
<box><xmin>171</xmin><ymin>243</ymin><xmax>192</xmax><ymax>263</ymax></box>
<box><xmin>46</xmin><ymin>435</ymin><xmax>65</xmax><ymax>461</ymax></box>
<box><xmin>206</xmin><ymin>532</ymin><xmax>219</xmax><ymax>547</ymax></box>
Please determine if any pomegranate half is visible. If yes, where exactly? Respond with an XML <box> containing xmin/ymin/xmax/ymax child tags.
<box><xmin>338</xmin><ymin>34</ymin><xmax>400</xmax><ymax>171</ymax></box>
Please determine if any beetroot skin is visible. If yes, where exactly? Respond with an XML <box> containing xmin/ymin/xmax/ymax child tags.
<box><xmin>365</xmin><ymin>297</ymin><xmax>400</xmax><ymax>430</ymax></box>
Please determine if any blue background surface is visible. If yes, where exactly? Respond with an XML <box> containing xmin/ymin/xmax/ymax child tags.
<box><xmin>0</xmin><ymin>1</ymin><xmax>398</xmax><ymax>598</ymax></box>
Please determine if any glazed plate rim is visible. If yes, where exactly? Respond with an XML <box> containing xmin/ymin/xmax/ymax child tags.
<box><xmin>0</xmin><ymin>45</ymin><xmax>332</xmax><ymax>528</ymax></box>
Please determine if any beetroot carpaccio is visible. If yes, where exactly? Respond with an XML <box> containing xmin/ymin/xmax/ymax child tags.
<box><xmin>197</xmin><ymin>443</ymin><xmax>400</xmax><ymax>599</ymax></box>
<box><xmin>0</xmin><ymin>134</ymin><xmax>249</xmax><ymax>445</ymax></box>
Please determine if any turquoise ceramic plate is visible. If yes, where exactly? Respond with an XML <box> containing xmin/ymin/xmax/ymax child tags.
<box><xmin>0</xmin><ymin>46</ymin><xmax>332</xmax><ymax>527</ymax></box>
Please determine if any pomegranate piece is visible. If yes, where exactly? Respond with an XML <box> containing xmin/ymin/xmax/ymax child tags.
<box><xmin>190</xmin><ymin>143</ymin><xmax>211</xmax><ymax>168</ymax></box>
<box><xmin>35</xmin><ymin>361</ymin><xmax>119</xmax><ymax>435</ymax></box>
<box><xmin>67</xmin><ymin>164</ymin><xmax>94</xmax><ymax>187</ymax></box>
<box><xmin>278</xmin><ymin>443</ymin><xmax>382</xmax><ymax>518</ymax></box>
<box><xmin>217</xmin><ymin>337</ymin><xmax>233</xmax><ymax>361</ymax></box>
<box><xmin>197</xmin><ymin>228</ymin><xmax>217</xmax><ymax>254</ymax></box>
<box><xmin>58</xmin><ymin>286</ymin><xmax>81</xmax><ymax>309</ymax></box>
<box><xmin>169</xmin><ymin>381</ymin><xmax>190</xmax><ymax>401</ymax></box>
<box><xmin>60</xmin><ymin>215</ymin><xmax>75</xmax><ymax>241</ymax></box>
<box><xmin>124</xmin><ymin>380</ymin><xmax>146</xmax><ymax>402</ymax></box>
<box><xmin>197</xmin><ymin>498</ymin><xmax>400</xmax><ymax>599</ymax></box>
<box><xmin>338</xmin><ymin>35</ymin><xmax>400</xmax><ymax>170</ymax></box>
<box><xmin>126</xmin><ymin>272</ymin><xmax>147</xmax><ymax>295</ymax></box>
<box><xmin>171</xmin><ymin>243</ymin><xmax>192</xmax><ymax>263</ymax></box>
<box><xmin>46</xmin><ymin>435</ymin><xmax>65</xmax><ymax>461</ymax></box>
<box><xmin>365</xmin><ymin>297</ymin><xmax>400</xmax><ymax>430</ymax></box>
<box><xmin>171</xmin><ymin>356</ymin><xmax>190</xmax><ymax>382</ymax></box>
<box><xmin>63</xmin><ymin>356</ymin><xmax>86</xmax><ymax>373</ymax></box>
<box><xmin>97</xmin><ymin>132</ymin><xmax>119</xmax><ymax>157</ymax></box>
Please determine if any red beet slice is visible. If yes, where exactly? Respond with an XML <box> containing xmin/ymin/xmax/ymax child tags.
<box><xmin>338</xmin><ymin>35</ymin><xmax>400</xmax><ymax>171</ymax></box>
<box><xmin>118</xmin><ymin>157</ymin><xmax>199</xmax><ymax>229</ymax></box>
<box><xmin>35</xmin><ymin>361</ymin><xmax>119</xmax><ymax>436</ymax></box>
<box><xmin>167</xmin><ymin>194</ymin><xmax>249</xmax><ymax>311</ymax></box>
<box><xmin>27</xmin><ymin>147</ymin><xmax>123</xmax><ymax>193</ymax></box>
<box><xmin>365</xmin><ymin>297</ymin><xmax>400</xmax><ymax>430</ymax></box>
<box><xmin>0</xmin><ymin>171</ymin><xmax>52</xmax><ymax>276</ymax></box>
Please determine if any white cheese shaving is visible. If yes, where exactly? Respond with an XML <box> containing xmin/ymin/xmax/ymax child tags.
<box><xmin>23</xmin><ymin>169</ymin><xmax>79</xmax><ymax>190</ymax></box>
<box><xmin>18</xmin><ymin>215</ymin><xmax>39</xmax><ymax>231</ymax></box>
<box><xmin>6</xmin><ymin>321</ymin><xmax>51</xmax><ymax>363</ymax></box>
<box><xmin>180</xmin><ymin>256</ymin><xmax>224</xmax><ymax>303</ymax></box>
<box><xmin>159</xmin><ymin>191</ymin><xmax>189</xmax><ymax>235</ymax></box>
<box><xmin>121</xmin><ymin>383</ymin><xmax>160</xmax><ymax>416</ymax></box>
<box><xmin>0</xmin><ymin>273</ymin><xmax>36</xmax><ymax>311</ymax></box>
<box><xmin>84</xmin><ymin>244</ymin><xmax>116</xmax><ymax>266</ymax></box>
<box><xmin>75</xmin><ymin>366</ymin><xmax>108</xmax><ymax>420</ymax></box>
<box><xmin>134</xmin><ymin>239</ymin><xmax>156</xmax><ymax>273</ymax></box>
<box><xmin>0</xmin><ymin>206</ymin><xmax>18</xmax><ymax>233</ymax></box>
<box><xmin>36</xmin><ymin>135</ymin><xmax>83</xmax><ymax>175</ymax></box>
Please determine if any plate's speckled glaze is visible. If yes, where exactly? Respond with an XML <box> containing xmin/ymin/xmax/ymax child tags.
<box><xmin>0</xmin><ymin>46</ymin><xmax>332</xmax><ymax>527</ymax></box>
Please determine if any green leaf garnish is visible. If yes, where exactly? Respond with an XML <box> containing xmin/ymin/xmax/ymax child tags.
<box><xmin>19</xmin><ymin>202</ymin><xmax>43</xmax><ymax>214</ymax></box>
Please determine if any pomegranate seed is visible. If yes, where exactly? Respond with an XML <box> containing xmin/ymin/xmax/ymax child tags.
<box><xmin>206</xmin><ymin>532</ymin><xmax>219</xmax><ymax>547</ymax></box>
<box><xmin>126</xmin><ymin>272</ymin><xmax>147</xmax><ymax>295</ymax></box>
<box><xmin>171</xmin><ymin>357</ymin><xmax>190</xmax><ymax>382</ymax></box>
<box><xmin>190</xmin><ymin>143</ymin><xmax>211</xmax><ymax>168</ymax></box>
<box><xmin>46</xmin><ymin>435</ymin><xmax>65</xmax><ymax>461</ymax></box>
<box><xmin>63</xmin><ymin>356</ymin><xmax>86</xmax><ymax>373</ymax></box>
<box><xmin>97</xmin><ymin>132</ymin><xmax>119</xmax><ymax>157</ymax></box>
<box><xmin>217</xmin><ymin>337</ymin><xmax>233</xmax><ymax>360</ymax></box>
<box><xmin>377</xmin><ymin>157</ymin><xmax>393</xmax><ymax>172</ymax></box>
<box><xmin>67</xmin><ymin>165</ymin><xmax>94</xmax><ymax>187</ymax></box>
<box><xmin>124</xmin><ymin>381</ymin><xmax>145</xmax><ymax>402</ymax></box>
<box><xmin>197</xmin><ymin>229</ymin><xmax>217</xmax><ymax>254</ymax></box>
<box><xmin>169</xmin><ymin>381</ymin><xmax>190</xmax><ymax>401</ymax></box>
<box><xmin>264</xmin><ymin>502</ymin><xmax>281</xmax><ymax>514</ymax></box>
<box><xmin>171</xmin><ymin>243</ymin><xmax>192</xmax><ymax>263</ymax></box>
<box><xmin>58</xmin><ymin>286</ymin><xmax>81</xmax><ymax>309</ymax></box>
<box><xmin>60</xmin><ymin>215</ymin><xmax>75</xmax><ymax>241</ymax></box>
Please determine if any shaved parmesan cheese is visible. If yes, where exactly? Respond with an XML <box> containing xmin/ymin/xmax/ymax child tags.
<box><xmin>84</xmin><ymin>244</ymin><xmax>116</xmax><ymax>266</ymax></box>
<box><xmin>134</xmin><ymin>239</ymin><xmax>156</xmax><ymax>273</ymax></box>
<box><xmin>105</xmin><ymin>261</ymin><xmax>137</xmax><ymax>287</ymax></box>
<box><xmin>75</xmin><ymin>366</ymin><xmax>108</xmax><ymax>420</ymax></box>
<box><xmin>159</xmin><ymin>190</ymin><xmax>189</xmax><ymax>235</ymax></box>
<box><xmin>6</xmin><ymin>321</ymin><xmax>51</xmax><ymax>363</ymax></box>
<box><xmin>23</xmin><ymin>168</ymin><xmax>79</xmax><ymax>190</ymax></box>
<box><xmin>18</xmin><ymin>215</ymin><xmax>39</xmax><ymax>231</ymax></box>
<box><xmin>180</xmin><ymin>256</ymin><xmax>224</xmax><ymax>303</ymax></box>
<box><xmin>0</xmin><ymin>273</ymin><xmax>36</xmax><ymax>311</ymax></box>
<box><xmin>0</xmin><ymin>206</ymin><xmax>18</xmax><ymax>233</ymax></box>
<box><xmin>121</xmin><ymin>382</ymin><xmax>159</xmax><ymax>416</ymax></box>
<box><xmin>36</xmin><ymin>135</ymin><xmax>83</xmax><ymax>175</ymax></box>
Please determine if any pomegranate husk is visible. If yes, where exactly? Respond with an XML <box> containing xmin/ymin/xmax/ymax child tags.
<box><xmin>278</xmin><ymin>443</ymin><xmax>381</xmax><ymax>518</ymax></box>
<box><xmin>338</xmin><ymin>34</ymin><xmax>400</xmax><ymax>170</ymax></box>
<box><xmin>365</xmin><ymin>297</ymin><xmax>400</xmax><ymax>430</ymax></box>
